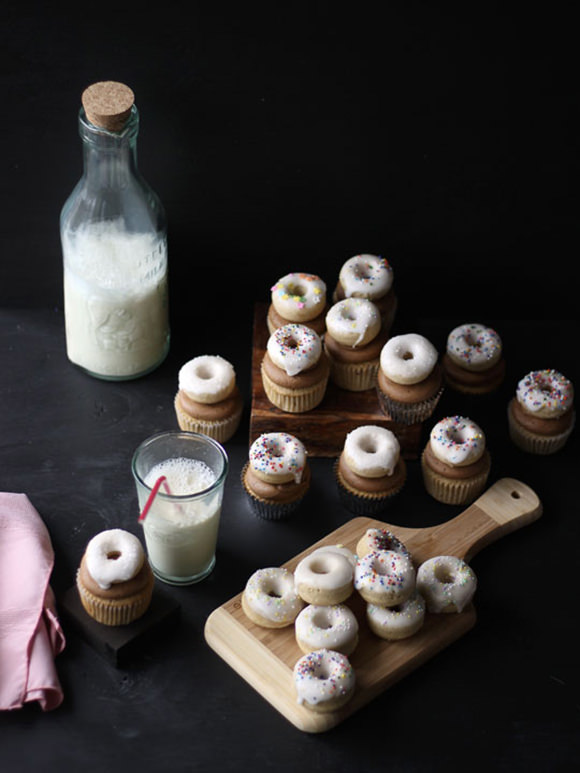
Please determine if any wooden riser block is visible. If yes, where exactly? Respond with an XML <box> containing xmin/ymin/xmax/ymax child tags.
<box><xmin>249</xmin><ymin>303</ymin><xmax>423</xmax><ymax>458</ymax></box>
<box><xmin>60</xmin><ymin>584</ymin><xmax>181</xmax><ymax>667</ymax></box>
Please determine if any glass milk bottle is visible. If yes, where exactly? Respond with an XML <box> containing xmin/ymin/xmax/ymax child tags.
<box><xmin>60</xmin><ymin>81</ymin><xmax>169</xmax><ymax>380</ymax></box>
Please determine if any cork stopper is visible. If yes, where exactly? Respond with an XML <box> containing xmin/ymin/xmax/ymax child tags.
<box><xmin>81</xmin><ymin>81</ymin><xmax>135</xmax><ymax>131</ymax></box>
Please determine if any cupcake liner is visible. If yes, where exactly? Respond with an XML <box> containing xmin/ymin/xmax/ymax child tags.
<box><xmin>241</xmin><ymin>463</ymin><xmax>305</xmax><ymax>520</ymax></box>
<box><xmin>76</xmin><ymin>573</ymin><xmax>153</xmax><ymax>626</ymax></box>
<box><xmin>261</xmin><ymin>365</ymin><xmax>328</xmax><ymax>413</ymax></box>
<box><xmin>420</xmin><ymin>450</ymin><xmax>491</xmax><ymax>505</ymax></box>
<box><xmin>376</xmin><ymin>384</ymin><xmax>444</xmax><ymax>425</ymax></box>
<box><xmin>174</xmin><ymin>393</ymin><xmax>243</xmax><ymax>443</ymax></box>
<box><xmin>508</xmin><ymin>406</ymin><xmax>575</xmax><ymax>455</ymax></box>
<box><xmin>334</xmin><ymin>459</ymin><xmax>404</xmax><ymax>516</ymax></box>
<box><xmin>327</xmin><ymin>355</ymin><xmax>379</xmax><ymax>392</ymax></box>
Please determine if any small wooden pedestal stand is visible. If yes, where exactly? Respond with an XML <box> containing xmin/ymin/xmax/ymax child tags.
<box><xmin>249</xmin><ymin>303</ymin><xmax>423</xmax><ymax>457</ymax></box>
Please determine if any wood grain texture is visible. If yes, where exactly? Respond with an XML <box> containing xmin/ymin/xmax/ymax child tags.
<box><xmin>204</xmin><ymin>478</ymin><xmax>542</xmax><ymax>733</ymax></box>
<box><xmin>248</xmin><ymin>303</ymin><xmax>423</xmax><ymax>457</ymax></box>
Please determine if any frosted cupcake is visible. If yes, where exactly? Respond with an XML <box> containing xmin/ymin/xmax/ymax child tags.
<box><xmin>261</xmin><ymin>323</ymin><xmax>330</xmax><ymax>413</ymax></box>
<box><xmin>241</xmin><ymin>432</ymin><xmax>310</xmax><ymax>519</ymax></box>
<box><xmin>174</xmin><ymin>355</ymin><xmax>243</xmax><ymax>443</ymax></box>
<box><xmin>267</xmin><ymin>272</ymin><xmax>328</xmax><ymax>335</ymax></box>
<box><xmin>442</xmin><ymin>322</ymin><xmax>505</xmax><ymax>394</ymax></box>
<box><xmin>421</xmin><ymin>416</ymin><xmax>491</xmax><ymax>505</ymax></box>
<box><xmin>76</xmin><ymin>529</ymin><xmax>154</xmax><ymax>626</ymax></box>
<box><xmin>508</xmin><ymin>369</ymin><xmax>575</xmax><ymax>454</ymax></box>
<box><xmin>377</xmin><ymin>333</ymin><xmax>444</xmax><ymax>425</ymax></box>
<box><xmin>333</xmin><ymin>254</ymin><xmax>397</xmax><ymax>331</ymax></box>
<box><xmin>335</xmin><ymin>425</ymin><xmax>406</xmax><ymax>515</ymax></box>
<box><xmin>324</xmin><ymin>298</ymin><xmax>389</xmax><ymax>391</ymax></box>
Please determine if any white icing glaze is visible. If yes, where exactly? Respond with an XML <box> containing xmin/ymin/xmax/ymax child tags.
<box><xmin>295</xmin><ymin>604</ymin><xmax>358</xmax><ymax>652</ymax></box>
<box><xmin>446</xmin><ymin>323</ymin><xmax>502</xmax><ymax>372</ymax></box>
<box><xmin>366</xmin><ymin>591</ymin><xmax>426</xmax><ymax>636</ymax></box>
<box><xmin>243</xmin><ymin>567</ymin><xmax>303</xmax><ymax>625</ymax></box>
<box><xmin>354</xmin><ymin>550</ymin><xmax>416</xmax><ymax>605</ymax></box>
<box><xmin>429</xmin><ymin>416</ymin><xmax>485</xmax><ymax>467</ymax></box>
<box><xmin>267</xmin><ymin>323</ymin><xmax>322</xmax><ymax>377</ymax></box>
<box><xmin>249</xmin><ymin>432</ymin><xmax>307</xmax><ymax>484</ymax></box>
<box><xmin>178</xmin><ymin>355</ymin><xmax>235</xmax><ymax>404</ymax></box>
<box><xmin>380</xmin><ymin>333</ymin><xmax>438</xmax><ymax>385</ymax></box>
<box><xmin>293</xmin><ymin>649</ymin><xmax>356</xmax><ymax>707</ymax></box>
<box><xmin>416</xmin><ymin>556</ymin><xmax>477</xmax><ymax>613</ymax></box>
<box><xmin>85</xmin><ymin>529</ymin><xmax>144</xmax><ymax>590</ymax></box>
<box><xmin>325</xmin><ymin>298</ymin><xmax>381</xmax><ymax>347</ymax></box>
<box><xmin>516</xmin><ymin>369</ymin><xmax>574</xmax><ymax>418</ymax></box>
<box><xmin>343</xmin><ymin>425</ymin><xmax>400</xmax><ymax>477</ymax></box>
<box><xmin>356</xmin><ymin>528</ymin><xmax>410</xmax><ymax>559</ymax></box>
<box><xmin>339</xmin><ymin>254</ymin><xmax>393</xmax><ymax>300</ymax></box>
<box><xmin>310</xmin><ymin>544</ymin><xmax>357</xmax><ymax>569</ymax></box>
<box><xmin>294</xmin><ymin>551</ymin><xmax>354</xmax><ymax>593</ymax></box>
<box><xmin>270</xmin><ymin>272</ymin><xmax>326</xmax><ymax>322</ymax></box>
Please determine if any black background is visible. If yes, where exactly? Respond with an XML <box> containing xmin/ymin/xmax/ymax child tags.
<box><xmin>2</xmin><ymin>3</ymin><xmax>579</xmax><ymax>772</ymax></box>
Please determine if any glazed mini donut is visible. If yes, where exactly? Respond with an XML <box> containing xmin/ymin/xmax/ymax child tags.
<box><xmin>516</xmin><ymin>369</ymin><xmax>574</xmax><ymax>419</ymax></box>
<box><xmin>446</xmin><ymin>323</ymin><xmax>502</xmax><ymax>372</ymax></box>
<box><xmin>271</xmin><ymin>272</ymin><xmax>326</xmax><ymax>322</ymax></box>
<box><xmin>366</xmin><ymin>591</ymin><xmax>426</xmax><ymax>641</ymax></box>
<box><xmin>294</xmin><ymin>550</ymin><xmax>354</xmax><ymax>605</ymax></box>
<box><xmin>309</xmin><ymin>544</ymin><xmax>357</xmax><ymax>570</ymax></box>
<box><xmin>295</xmin><ymin>604</ymin><xmax>359</xmax><ymax>656</ymax></box>
<box><xmin>325</xmin><ymin>298</ymin><xmax>381</xmax><ymax>347</ymax></box>
<box><xmin>178</xmin><ymin>355</ymin><xmax>236</xmax><ymax>404</ymax></box>
<box><xmin>339</xmin><ymin>254</ymin><xmax>393</xmax><ymax>300</ymax></box>
<box><xmin>85</xmin><ymin>529</ymin><xmax>145</xmax><ymax>590</ymax></box>
<box><xmin>249</xmin><ymin>432</ymin><xmax>307</xmax><ymax>484</ymax></box>
<box><xmin>430</xmin><ymin>416</ymin><xmax>485</xmax><ymax>466</ymax></box>
<box><xmin>416</xmin><ymin>555</ymin><xmax>477</xmax><ymax>613</ymax></box>
<box><xmin>355</xmin><ymin>528</ymin><xmax>410</xmax><ymax>561</ymax></box>
<box><xmin>241</xmin><ymin>567</ymin><xmax>304</xmax><ymax>628</ymax></box>
<box><xmin>343</xmin><ymin>425</ymin><xmax>400</xmax><ymax>477</ymax></box>
<box><xmin>293</xmin><ymin>649</ymin><xmax>356</xmax><ymax>712</ymax></box>
<box><xmin>380</xmin><ymin>333</ymin><xmax>438</xmax><ymax>385</ymax></box>
<box><xmin>266</xmin><ymin>323</ymin><xmax>322</xmax><ymax>377</ymax></box>
<box><xmin>354</xmin><ymin>549</ymin><xmax>416</xmax><ymax>607</ymax></box>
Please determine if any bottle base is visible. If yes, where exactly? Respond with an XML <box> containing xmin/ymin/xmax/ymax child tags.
<box><xmin>69</xmin><ymin>339</ymin><xmax>170</xmax><ymax>381</ymax></box>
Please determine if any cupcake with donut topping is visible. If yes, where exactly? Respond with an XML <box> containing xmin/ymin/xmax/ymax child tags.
<box><xmin>421</xmin><ymin>416</ymin><xmax>491</xmax><ymax>505</ymax></box>
<box><xmin>261</xmin><ymin>323</ymin><xmax>330</xmax><ymax>413</ymax></box>
<box><xmin>76</xmin><ymin>529</ymin><xmax>155</xmax><ymax>626</ymax></box>
<box><xmin>268</xmin><ymin>272</ymin><xmax>328</xmax><ymax>335</ymax></box>
<box><xmin>377</xmin><ymin>333</ymin><xmax>444</xmax><ymax>425</ymax></box>
<box><xmin>174</xmin><ymin>355</ymin><xmax>243</xmax><ymax>443</ymax></box>
<box><xmin>323</xmin><ymin>298</ymin><xmax>389</xmax><ymax>391</ymax></box>
<box><xmin>242</xmin><ymin>432</ymin><xmax>311</xmax><ymax>519</ymax></box>
<box><xmin>508</xmin><ymin>369</ymin><xmax>575</xmax><ymax>454</ymax></box>
<box><xmin>333</xmin><ymin>254</ymin><xmax>397</xmax><ymax>331</ymax></box>
<box><xmin>335</xmin><ymin>425</ymin><xmax>406</xmax><ymax>515</ymax></box>
<box><xmin>442</xmin><ymin>322</ymin><xmax>505</xmax><ymax>394</ymax></box>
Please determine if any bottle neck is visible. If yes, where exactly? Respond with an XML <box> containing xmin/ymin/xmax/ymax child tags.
<box><xmin>79</xmin><ymin>106</ymin><xmax>140</xmax><ymax>187</ymax></box>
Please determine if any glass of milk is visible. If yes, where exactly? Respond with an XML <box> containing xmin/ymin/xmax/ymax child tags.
<box><xmin>132</xmin><ymin>431</ymin><xmax>229</xmax><ymax>585</ymax></box>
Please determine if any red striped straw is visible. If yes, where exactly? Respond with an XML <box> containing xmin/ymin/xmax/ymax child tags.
<box><xmin>138</xmin><ymin>475</ymin><xmax>173</xmax><ymax>522</ymax></box>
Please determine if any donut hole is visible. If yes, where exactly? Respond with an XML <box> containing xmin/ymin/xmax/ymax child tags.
<box><xmin>194</xmin><ymin>364</ymin><xmax>214</xmax><ymax>380</ymax></box>
<box><xmin>464</xmin><ymin>333</ymin><xmax>480</xmax><ymax>348</ymax></box>
<box><xmin>106</xmin><ymin>550</ymin><xmax>122</xmax><ymax>561</ymax></box>
<box><xmin>434</xmin><ymin>565</ymin><xmax>455</xmax><ymax>584</ymax></box>
<box><xmin>286</xmin><ymin>283</ymin><xmax>306</xmax><ymax>298</ymax></box>
<box><xmin>315</xmin><ymin>663</ymin><xmax>332</xmax><ymax>680</ymax></box>
<box><xmin>446</xmin><ymin>427</ymin><xmax>468</xmax><ymax>446</ymax></box>
<box><xmin>311</xmin><ymin>611</ymin><xmax>333</xmax><ymax>630</ymax></box>
<box><xmin>401</xmin><ymin>350</ymin><xmax>414</xmax><ymax>361</ymax></box>
<box><xmin>265</xmin><ymin>440</ymin><xmax>284</xmax><ymax>458</ymax></box>
<box><xmin>309</xmin><ymin>559</ymin><xmax>330</xmax><ymax>575</ymax></box>
<box><xmin>283</xmin><ymin>335</ymin><xmax>300</xmax><ymax>350</ymax></box>
<box><xmin>358</xmin><ymin>438</ymin><xmax>377</xmax><ymax>455</ymax></box>
<box><xmin>265</xmin><ymin>584</ymin><xmax>282</xmax><ymax>599</ymax></box>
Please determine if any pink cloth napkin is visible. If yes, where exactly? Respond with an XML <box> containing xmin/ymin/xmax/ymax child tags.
<box><xmin>0</xmin><ymin>493</ymin><xmax>65</xmax><ymax>711</ymax></box>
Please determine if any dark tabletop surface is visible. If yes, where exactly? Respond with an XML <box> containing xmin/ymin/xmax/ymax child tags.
<box><xmin>2</xmin><ymin>4</ymin><xmax>578</xmax><ymax>772</ymax></box>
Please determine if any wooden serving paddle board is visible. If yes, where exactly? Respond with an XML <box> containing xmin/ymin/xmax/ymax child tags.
<box><xmin>204</xmin><ymin>478</ymin><xmax>541</xmax><ymax>733</ymax></box>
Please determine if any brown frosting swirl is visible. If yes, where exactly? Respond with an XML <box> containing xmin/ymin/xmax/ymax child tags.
<box><xmin>324</xmin><ymin>324</ymin><xmax>389</xmax><ymax>364</ymax></box>
<box><xmin>338</xmin><ymin>452</ymin><xmax>406</xmax><ymax>493</ymax></box>
<box><xmin>261</xmin><ymin>351</ymin><xmax>330</xmax><ymax>389</ymax></box>
<box><xmin>423</xmin><ymin>442</ymin><xmax>490</xmax><ymax>480</ymax></box>
<box><xmin>509</xmin><ymin>397</ymin><xmax>574</xmax><ymax>436</ymax></box>
<box><xmin>176</xmin><ymin>386</ymin><xmax>243</xmax><ymax>421</ymax></box>
<box><xmin>78</xmin><ymin>553</ymin><xmax>153</xmax><ymax>600</ymax></box>
<box><xmin>243</xmin><ymin>462</ymin><xmax>311</xmax><ymax>503</ymax></box>
<box><xmin>378</xmin><ymin>363</ymin><xmax>443</xmax><ymax>404</ymax></box>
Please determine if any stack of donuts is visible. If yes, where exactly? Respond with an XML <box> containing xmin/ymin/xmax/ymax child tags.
<box><xmin>240</xmin><ymin>528</ymin><xmax>478</xmax><ymax>714</ymax></box>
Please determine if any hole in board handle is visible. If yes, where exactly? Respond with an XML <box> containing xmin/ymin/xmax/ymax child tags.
<box><xmin>510</xmin><ymin>490</ymin><xmax>521</xmax><ymax>499</ymax></box>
